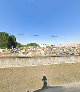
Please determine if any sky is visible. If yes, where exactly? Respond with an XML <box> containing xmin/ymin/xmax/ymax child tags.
<box><xmin>0</xmin><ymin>0</ymin><xmax>80</xmax><ymax>45</ymax></box>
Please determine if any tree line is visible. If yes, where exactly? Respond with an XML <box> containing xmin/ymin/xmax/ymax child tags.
<box><xmin>0</xmin><ymin>32</ymin><xmax>39</xmax><ymax>49</ymax></box>
<box><xmin>0</xmin><ymin>32</ymin><xmax>17</xmax><ymax>49</ymax></box>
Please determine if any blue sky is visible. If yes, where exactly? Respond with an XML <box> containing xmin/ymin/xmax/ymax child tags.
<box><xmin>0</xmin><ymin>0</ymin><xmax>80</xmax><ymax>45</ymax></box>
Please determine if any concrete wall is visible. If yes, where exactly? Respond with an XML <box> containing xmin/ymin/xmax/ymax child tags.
<box><xmin>0</xmin><ymin>56</ymin><xmax>80</xmax><ymax>68</ymax></box>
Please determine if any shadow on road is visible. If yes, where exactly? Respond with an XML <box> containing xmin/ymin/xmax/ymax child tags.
<box><xmin>34</xmin><ymin>86</ymin><xmax>64</xmax><ymax>92</ymax></box>
<box><xmin>31</xmin><ymin>76</ymin><xmax>80</xmax><ymax>92</ymax></box>
<box><xmin>33</xmin><ymin>76</ymin><xmax>64</xmax><ymax>92</ymax></box>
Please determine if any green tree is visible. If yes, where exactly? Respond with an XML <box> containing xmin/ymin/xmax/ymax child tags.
<box><xmin>0</xmin><ymin>32</ymin><xmax>9</xmax><ymax>48</ymax></box>
<box><xmin>27</xmin><ymin>43</ymin><xmax>39</xmax><ymax>47</ymax></box>
<box><xmin>16</xmin><ymin>42</ymin><xmax>22</xmax><ymax>48</ymax></box>
<box><xmin>0</xmin><ymin>32</ymin><xmax>21</xmax><ymax>49</ymax></box>
<box><xmin>7</xmin><ymin>35</ymin><xmax>17</xmax><ymax>49</ymax></box>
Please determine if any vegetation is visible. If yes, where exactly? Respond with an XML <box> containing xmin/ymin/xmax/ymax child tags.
<box><xmin>16</xmin><ymin>42</ymin><xmax>22</xmax><ymax>48</ymax></box>
<box><xmin>0</xmin><ymin>32</ymin><xmax>17</xmax><ymax>49</ymax></box>
<box><xmin>26</xmin><ymin>43</ymin><xmax>39</xmax><ymax>47</ymax></box>
<box><xmin>0</xmin><ymin>32</ymin><xmax>39</xmax><ymax>49</ymax></box>
<box><xmin>0</xmin><ymin>32</ymin><xmax>9</xmax><ymax>48</ymax></box>
<box><xmin>19</xmin><ymin>43</ymin><xmax>39</xmax><ymax>50</ymax></box>
<box><xmin>7</xmin><ymin>35</ymin><xmax>17</xmax><ymax>49</ymax></box>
